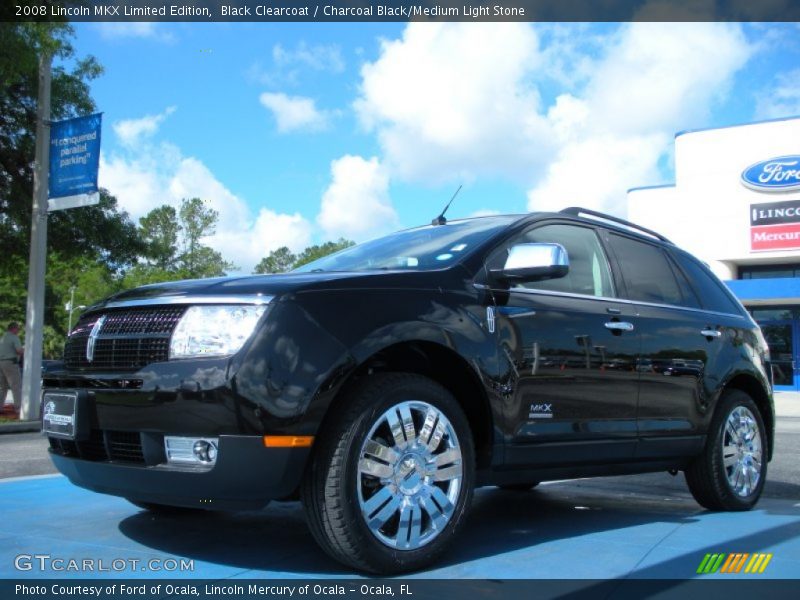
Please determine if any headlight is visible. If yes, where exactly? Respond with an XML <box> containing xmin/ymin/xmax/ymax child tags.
<box><xmin>169</xmin><ymin>304</ymin><xmax>268</xmax><ymax>359</ymax></box>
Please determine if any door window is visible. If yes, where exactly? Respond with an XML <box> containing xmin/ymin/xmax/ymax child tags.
<box><xmin>499</xmin><ymin>224</ymin><xmax>615</xmax><ymax>298</ymax></box>
<box><xmin>607</xmin><ymin>234</ymin><xmax>692</xmax><ymax>307</ymax></box>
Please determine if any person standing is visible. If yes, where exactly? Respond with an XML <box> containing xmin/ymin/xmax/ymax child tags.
<box><xmin>0</xmin><ymin>322</ymin><xmax>24</xmax><ymax>417</ymax></box>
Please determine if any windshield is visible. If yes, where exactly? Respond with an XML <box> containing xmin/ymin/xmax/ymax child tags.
<box><xmin>294</xmin><ymin>216</ymin><xmax>518</xmax><ymax>273</ymax></box>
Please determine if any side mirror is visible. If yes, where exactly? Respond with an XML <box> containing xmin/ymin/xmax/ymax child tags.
<box><xmin>492</xmin><ymin>243</ymin><xmax>569</xmax><ymax>282</ymax></box>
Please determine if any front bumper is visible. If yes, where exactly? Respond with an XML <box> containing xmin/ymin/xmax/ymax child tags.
<box><xmin>49</xmin><ymin>434</ymin><xmax>310</xmax><ymax>510</ymax></box>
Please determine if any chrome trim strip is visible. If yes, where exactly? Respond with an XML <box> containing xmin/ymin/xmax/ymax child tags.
<box><xmin>474</xmin><ymin>283</ymin><xmax>744</xmax><ymax>319</ymax></box>
<box><xmin>99</xmin><ymin>295</ymin><xmax>275</xmax><ymax>309</ymax></box>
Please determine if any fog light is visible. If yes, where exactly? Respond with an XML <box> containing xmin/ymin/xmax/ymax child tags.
<box><xmin>193</xmin><ymin>440</ymin><xmax>217</xmax><ymax>463</ymax></box>
<box><xmin>165</xmin><ymin>436</ymin><xmax>219</xmax><ymax>467</ymax></box>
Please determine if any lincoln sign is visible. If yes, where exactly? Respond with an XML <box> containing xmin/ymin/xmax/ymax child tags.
<box><xmin>751</xmin><ymin>199</ymin><xmax>800</xmax><ymax>251</ymax></box>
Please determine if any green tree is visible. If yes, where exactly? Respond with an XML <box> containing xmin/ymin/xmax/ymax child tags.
<box><xmin>46</xmin><ymin>253</ymin><xmax>119</xmax><ymax>333</ymax></box>
<box><xmin>254</xmin><ymin>246</ymin><xmax>296</xmax><ymax>274</ymax></box>
<box><xmin>177</xmin><ymin>198</ymin><xmax>235</xmax><ymax>278</ymax></box>
<box><xmin>294</xmin><ymin>238</ymin><xmax>355</xmax><ymax>269</ymax></box>
<box><xmin>120</xmin><ymin>264</ymin><xmax>180</xmax><ymax>290</ymax></box>
<box><xmin>139</xmin><ymin>205</ymin><xmax>180</xmax><ymax>270</ymax></box>
<box><xmin>47</xmin><ymin>189</ymin><xmax>144</xmax><ymax>271</ymax></box>
<box><xmin>0</xmin><ymin>23</ymin><xmax>140</xmax><ymax>268</ymax></box>
<box><xmin>0</xmin><ymin>21</ymin><xmax>144</xmax><ymax>344</ymax></box>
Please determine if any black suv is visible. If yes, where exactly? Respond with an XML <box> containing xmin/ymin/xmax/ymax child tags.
<box><xmin>43</xmin><ymin>207</ymin><xmax>773</xmax><ymax>573</ymax></box>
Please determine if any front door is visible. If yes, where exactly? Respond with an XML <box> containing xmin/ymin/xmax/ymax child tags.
<box><xmin>485</xmin><ymin>222</ymin><xmax>640</xmax><ymax>467</ymax></box>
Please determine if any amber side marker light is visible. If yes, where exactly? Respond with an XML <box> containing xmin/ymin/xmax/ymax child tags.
<box><xmin>263</xmin><ymin>435</ymin><xmax>314</xmax><ymax>448</ymax></box>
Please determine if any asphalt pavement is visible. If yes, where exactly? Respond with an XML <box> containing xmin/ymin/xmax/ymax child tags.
<box><xmin>0</xmin><ymin>395</ymin><xmax>799</xmax><ymax>582</ymax></box>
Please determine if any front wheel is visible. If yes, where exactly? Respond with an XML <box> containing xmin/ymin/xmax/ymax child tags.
<box><xmin>685</xmin><ymin>389</ymin><xmax>767</xmax><ymax>511</ymax></box>
<box><xmin>301</xmin><ymin>373</ymin><xmax>475</xmax><ymax>574</ymax></box>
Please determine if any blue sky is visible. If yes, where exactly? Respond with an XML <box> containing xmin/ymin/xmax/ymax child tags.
<box><xmin>67</xmin><ymin>22</ymin><xmax>800</xmax><ymax>272</ymax></box>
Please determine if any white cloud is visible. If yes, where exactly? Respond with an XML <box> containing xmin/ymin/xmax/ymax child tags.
<box><xmin>248</xmin><ymin>43</ymin><xmax>345</xmax><ymax>88</ymax></box>
<box><xmin>528</xmin><ymin>23</ymin><xmax>753</xmax><ymax>214</ymax></box>
<box><xmin>95</xmin><ymin>23</ymin><xmax>174</xmax><ymax>42</ymax></box>
<box><xmin>113</xmin><ymin>106</ymin><xmax>176</xmax><ymax>146</ymax></box>
<box><xmin>755</xmin><ymin>69</ymin><xmax>800</xmax><ymax>119</ymax></box>
<box><xmin>259</xmin><ymin>92</ymin><xmax>330</xmax><ymax>133</ymax></box>
<box><xmin>273</xmin><ymin>42</ymin><xmax>345</xmax><ymax>73</ymax></box>
<box><xmin>354</xmin><ymin>23</ymin><xmax>753</xmax><ymax>219</ymax></box>
<box><xmin>317</xmin><ymin>155</ymin><xmax>398</xmax><ymax>240</ymax></box>
<box><xmin>100</xmin><ymin>139</ymin><xmax>311</xmax><ymax>273</ymax></box>
<box><xmin>354</xmin><ymin>23</ymin><xmax>553</xmax><ymax>184</ymax></box>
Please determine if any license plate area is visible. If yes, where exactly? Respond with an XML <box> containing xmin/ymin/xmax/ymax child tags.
<box><xmin>42</xmin><ymin>392</ymin><xmax>86</xmax><ymax>440</ymax></box>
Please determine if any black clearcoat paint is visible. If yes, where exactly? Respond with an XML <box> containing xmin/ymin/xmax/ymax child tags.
<box><xmin>44</xmin><ymin>211</ymin><xmax>774</xmax><ymax>506</ymax></box>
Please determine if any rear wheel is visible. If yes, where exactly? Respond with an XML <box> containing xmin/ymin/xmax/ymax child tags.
<box><xmin>685</xmin><ymin>389</ymin><xmax>767</xmax><ymax>511</ymax></box>
<box><xmin>301</xmin><ymin>373</ymin><xmax>475</xmax><ymax>574</ymax></box>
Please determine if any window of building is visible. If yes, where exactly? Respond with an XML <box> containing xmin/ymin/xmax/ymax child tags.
<box><xmin>739</xmin><ymin>264</ymin><xmax>800</xmax><ymax>279</ymax></box>
<box><xmin>750</xmin><ymin>307</ymin><xmax>794</xmax><ymax>321</ymax></box>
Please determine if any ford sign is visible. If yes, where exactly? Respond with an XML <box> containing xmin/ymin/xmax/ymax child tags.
<box><xmin>742</xmin><ymin>156</ymin><xmax>800</xmax><ymax>192</ymax></box>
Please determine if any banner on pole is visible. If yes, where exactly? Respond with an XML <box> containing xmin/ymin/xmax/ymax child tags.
<box><xmin>48</xmin><ymin>113</ymin><xmax>102</xmax><ymax>212</ymax></box>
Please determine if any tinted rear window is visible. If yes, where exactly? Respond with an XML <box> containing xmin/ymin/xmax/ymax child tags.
<box><xmin>607</xmin><ymin>234</ymin><xmax>688</xmax><ymax>306</ymax></box>
<box><xmin>671</xmin><ymin>251</ymin><xmax>742</xmax><ymax>315</ymax></box>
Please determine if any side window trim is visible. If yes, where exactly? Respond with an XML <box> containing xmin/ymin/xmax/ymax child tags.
<box><xmin>596</xmin><ymin>227</ymin><xmax>629</xmax><ymax>301</ymax></box>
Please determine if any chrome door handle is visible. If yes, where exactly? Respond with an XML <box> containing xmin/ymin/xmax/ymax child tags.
<box><xmin>700</xmin><ymin>329</ymin><xmax>722</xmax><ymax>338</ymax></box>
<box><xmin>605</xmin><ymin>321</ymin><xmax>634</xmax><ymax>332</ymax></box>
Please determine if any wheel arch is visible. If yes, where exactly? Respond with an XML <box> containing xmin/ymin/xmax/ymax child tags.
<box><xmin>719</xmin><ymin>373</ymin><xmax>775</xmax><ymax>460</ymax></box>
<box><xmin>319</xmin><ymin>340</ymin><xmax>496</xmax><ymax>471</ymax></box>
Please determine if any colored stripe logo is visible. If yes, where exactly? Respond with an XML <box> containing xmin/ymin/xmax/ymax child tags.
<box><xmin>696</xmin><ymin>553</ymin><xmax>772</xmax><ymax>574</ymax></box>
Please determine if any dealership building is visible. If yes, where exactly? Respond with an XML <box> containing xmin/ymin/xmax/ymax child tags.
<box><xmin>628</xmin><ymin>116</ymin><xmax>800</xmax><ymax>390</ymax></box>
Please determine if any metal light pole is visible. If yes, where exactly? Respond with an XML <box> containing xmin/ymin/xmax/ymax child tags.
<box><xmin>20</xmin><ymin>52</ymin><xmax>52</xmax><ymax>422</ymax></box>
<box><xmin>66</xmin><ymin>286</ymin><xmax>86</xmax><ymax>335</ymax></box>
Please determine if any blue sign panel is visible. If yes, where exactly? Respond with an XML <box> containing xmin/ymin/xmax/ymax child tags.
<box><xmin>48</xmin><ymin>113</ymin><xmax>102</xmax><ymax>199</ymax></box>
<box><xmin>741</xmin><ymin>155</ymin><xmax>800</xmax><ymax>193</ymax></box>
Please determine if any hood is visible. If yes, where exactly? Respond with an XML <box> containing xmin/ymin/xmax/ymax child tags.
<box><xmin>91</xmin><ymin>269</ymin><xmax>456</xmax><ymax>309</ymax></box>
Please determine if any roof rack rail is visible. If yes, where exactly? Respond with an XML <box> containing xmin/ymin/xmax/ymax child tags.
<box><xmin>559</xmin><ymin>207</ymin><xmax>672</xmax><ymax>244</ymax></box>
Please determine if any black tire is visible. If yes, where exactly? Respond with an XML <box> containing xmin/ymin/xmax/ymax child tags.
<box><xmin>498</xmin><ymin>482</ymin><xmax>540</xmax><ymax>492</ymax></box>
<box><xmin>127</xmin><ymin>500</ymin><xmax>202</xmax><ymax>514</ymax></box>
<box><xmin>684</xmin><ymin>389</ymin><xmax>767</xmax><ymax>511</ymax></box>
<box><xmin>301</xmin><ymin>372</ymin><xmax>475</xmax><ymax>574</ymax></box>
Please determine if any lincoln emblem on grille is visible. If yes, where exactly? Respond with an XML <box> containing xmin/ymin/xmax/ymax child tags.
<box><xmin>86</xmin><ymin>315</ymin><xmax>106</xmax><ymax>362</ymax></box>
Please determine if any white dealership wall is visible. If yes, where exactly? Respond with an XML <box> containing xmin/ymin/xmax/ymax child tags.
<box><xmin>627</xmin><ymin>116</ymin><xmax>800</xmax><ymax>281</ymax></box>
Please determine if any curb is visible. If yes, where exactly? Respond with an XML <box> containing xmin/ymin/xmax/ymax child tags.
<box><xmin>0</xmin><ymin>420</ymin><xmax>41</xmax><ymax>434</ymax></box>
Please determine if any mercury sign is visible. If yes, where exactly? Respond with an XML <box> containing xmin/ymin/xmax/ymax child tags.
<box><xmin>750</xmin><ymin>199</ymin><xmax>800</xmax><ymax>251</ymax></box>
<box><xmin>741</xmin><ymin>155</ymin><xmax>800</xmax><ymax>192</ymax></box>
<box><xmin>48</xmin><ymin>113</ymin><xmax>102</xmax><ymax>212</ymax></box>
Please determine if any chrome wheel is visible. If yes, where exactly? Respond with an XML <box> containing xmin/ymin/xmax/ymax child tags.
<box><xmin>722</xmin><ymin>406</ymin><xmax>763</xmax><ymax>497</ymax></box>
<box><xmin>357</xmin><ymin>400</ymin><xmax>463</xmax><ymax>550</ymax></box>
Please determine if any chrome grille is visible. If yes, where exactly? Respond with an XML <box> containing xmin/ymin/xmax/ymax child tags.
<box><xmin>64</xmin><ymin>306</ymin><xmax>186</xmax><ymax>371</ymax></box>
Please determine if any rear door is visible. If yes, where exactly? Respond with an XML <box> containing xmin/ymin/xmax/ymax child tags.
<box><xmin>603</xmin><ymin>234</ymin><xmax>738</xmax><ymax>459</ymax></box>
